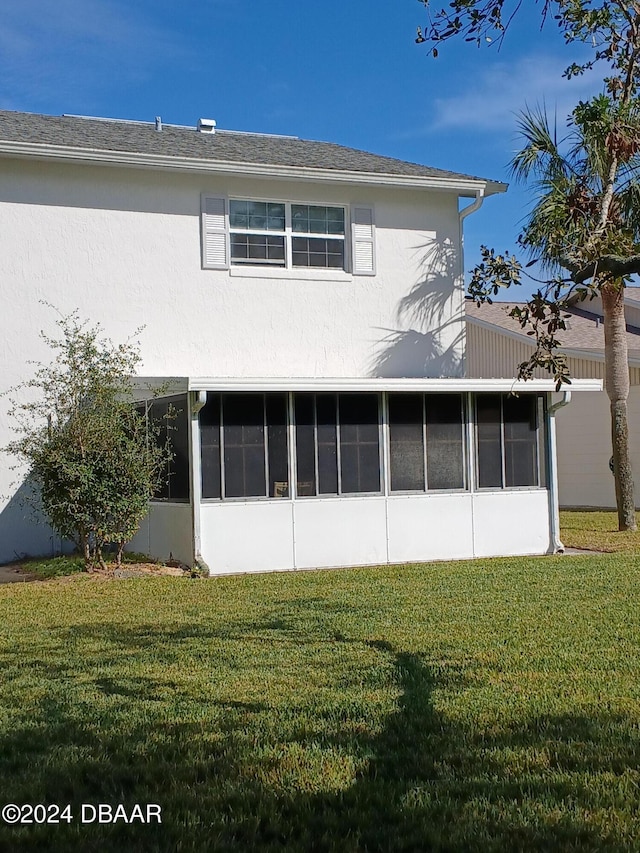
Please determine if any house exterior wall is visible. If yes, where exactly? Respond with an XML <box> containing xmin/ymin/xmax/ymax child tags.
<box><xmin>554</xmin><ymin>388</ymin><xmax>640</xmax><ymax>508</ymax></box>
<box><xmin>467</xmin><ymin>320</ymin><xmax>640</xmax><ymax>508</ymax></box>
<box><xmin>0</xmin><ymin>156</ymin><xmax>466</xmax><ymax>564</ymax></box>
<box><xmin>0</xmin><ymin>158</ymin><xmax>465</xmax><ymax>382</ymax></box>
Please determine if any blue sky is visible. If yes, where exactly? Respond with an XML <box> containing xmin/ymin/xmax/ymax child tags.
<box><xmin>1</xmin><ymin>0</ymin><xmax>602</xmax><ymax>296</ymax></box>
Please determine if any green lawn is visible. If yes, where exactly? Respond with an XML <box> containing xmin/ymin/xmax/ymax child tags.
<box><xmin>560</xmin><ymin>509</ymin><xmax>640</xmax><ymax>552</ymax></box>
<box><xmin>1</xmin><ymin>551</ymin><xmax>639</xmax><ymax>851</ymax></box>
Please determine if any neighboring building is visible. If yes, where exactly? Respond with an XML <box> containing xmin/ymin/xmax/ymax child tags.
<box><xmin>0</xmin><ymin>110</ymin><xmax>599</xmax><ymax>572</ymax></box>
<box><xmin>466</xmin><ymin>293</ymin><xmax>640</xmax><ymax>508</ymax></box>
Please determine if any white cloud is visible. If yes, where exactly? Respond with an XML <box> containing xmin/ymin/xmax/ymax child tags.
<box><xmin>431</xmin><ymin>54</ymin><xmax>599</xmax><ymax>133</ymax></box>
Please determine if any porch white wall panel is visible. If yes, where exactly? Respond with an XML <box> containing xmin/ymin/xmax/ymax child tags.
<box><xmin>197</xmin><ymin>490</ymin><xmax>552</xmax><ymax>574</ymax></box>
<box><xmin>292</xmin><ymin>498</ymin><xmax>388</xmax><ymax>569</ymax></box>
<box><xmin>471</xmin><ymin>491</ymin><xmax>551</xmax><ymax>557</ymax></box>
<box><xmin>200</xmin><ymin>501</ymin><xmax>294</xmax><ymax>574</ymax></box>
<box><xmin>386</xmin><ymin>494</ymin><xmax>474</xmax><ymax>562</ymax></box>
<box><xmin>129</xmin><ymin>503</ymin><xmax>193</xmax><ymax>566</ymax></box>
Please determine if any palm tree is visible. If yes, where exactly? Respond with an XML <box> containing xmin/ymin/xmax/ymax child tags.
<box><xmin>510</xmin><ymin>94</ymin><xmax>640</xmax><ymax>530</ymax></box>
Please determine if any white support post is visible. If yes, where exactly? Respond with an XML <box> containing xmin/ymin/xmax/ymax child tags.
<box><xmin>189</xmin><ymin>390</ymin><xmax>209</xmax><ymax>573</ymax></box>
<box><xmin>547</xmin><ymin>391</ymin><xmax>572</xmax><ymax>554</ymax></box>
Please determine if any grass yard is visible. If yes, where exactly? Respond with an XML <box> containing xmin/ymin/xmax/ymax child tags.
<box><xmin>1</xmin><ymin>547</ymin><xmax>639</xmax><ymax>851</ymax></box>
<box><xmin>560</xmin><ymin>509</ymin><xmax>640</xmax><ymax>552</ymax></box>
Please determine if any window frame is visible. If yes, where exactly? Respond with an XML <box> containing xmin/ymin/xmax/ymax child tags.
<box><xmin>201</xmin><ymin>392</ymin><xmax>291</xmax><ymax>501</ymax></box>
<box><xmin>474</xmin><ymin>393</ymin><xmax>545</xmax><ymax>490</ymax></box>
<box><xmin>197</xmin><ymin>391</ymin><xmax>549</xmax><ymax>503</ymax></box>
<box><xmin>144</xmin><ymin>394</ymin><xmax>191</xmax><ymax>504</ymax></box>
<box><xmin>293</xmin><ymin>393</ymin><xmax>384</xmax><ymax>498</ymax></box>
<box><xmin>229</xmin><ymin>199</ymin><xmax>347</xmax><ymax>272</ymax></box>
<box><xmin>387</xmin><ymin>393</ymin><xmax>467</xmax><ymax>494</ymax></box>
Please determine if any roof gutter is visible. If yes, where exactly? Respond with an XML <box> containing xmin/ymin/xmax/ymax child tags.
<box><xmin>0</xmin><ymin>140</ymin><xmax>506</xmax><ymax>195</ymax></box>
<box><xmin>132</xmin><ymin>376</ymin><xmax>602</xmax><ymax>393</ymax></box>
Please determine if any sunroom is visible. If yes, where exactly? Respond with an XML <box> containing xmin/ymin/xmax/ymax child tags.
<box><xmin>129</xmin><ymin>377</ymin><xmax>602</xmax><ymax>574</ymax></box>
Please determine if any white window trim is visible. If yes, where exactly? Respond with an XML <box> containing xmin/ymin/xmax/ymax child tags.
<box><xmin>229</xmin><ymin>267</ymin><xmax>353</xmax><ymax>282</ymax></box>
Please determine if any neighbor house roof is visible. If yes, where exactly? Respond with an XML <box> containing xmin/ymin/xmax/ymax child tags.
<box><xmin>465</xmin><ymin>297</ymin><xmax>640</xmax><ymax>363</ymax></box>
<box><xmin>0</xmin><ymin>110</ymin><xmax>507</xmax><ymax>194</ymax></box>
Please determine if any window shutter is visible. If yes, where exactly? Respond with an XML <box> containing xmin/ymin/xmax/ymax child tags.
<box><xmin>201</xmin><ymin>195</ymin><xmax>229</xmax><ymax>269</ymax></box>
<box><xmin>351</xmin><ymin>205</ymin><xmax>375</xmax><ymax>275</ymax></box>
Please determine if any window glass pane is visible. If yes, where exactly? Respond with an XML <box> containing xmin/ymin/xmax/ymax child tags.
<box><xmin>339</xmin><ymin>394</ymin><xmax>380</xmax><ymax>493</ymax></box>
<box><xmin>231</xmin><ymin>234</ymin><xmax>285</xmax><ymax>265</ymax></box>
<box><xmin>247</xmin><ymin>201</ymin><xmax>267</xmax><ymax>230</ymax></box>
<box><xmin>291</xmin><ymin>236</ymin><xmax>345</xmax><ymax>270</ymax></box>
<box><xmin>267</xmin><ymin>204</ymin><xmax>286</xmax><ymax>231</ymax></box>
<box><xmin>316</xmin><ymin>394</ymin><xmax>338</xmax><ymax>494</ymax></box>
<box><xmin>291</xmin><ymin>205</ymin><xmax>344</xmax><ymax>235</ymax></box>
<box><xmin>167</xmin><ymin>398</ymin><xmax>190</xmax><ymax>500</ymax></box>
<box><xmin>266</xmin><ymin>394</ymin><xmax>289</xmax><ymax>497</ymax></box>
<box><xmin>229</xmin><ymin>200</ymin><xmax>248</xmax><ymax>229</ymax></box>
<box><xmin>223</xmin><ymin>395</ymin><xmax>266</xmax><ymax>497</ymax></box>
<box><xmin>426</xmin><ymin>394</ymin><xmax>464</xmax><ymax>490</ymax></box>
<box><xmin>150</xmin><ymin>399</ymin><xmax>169</xmax><ymax>500</ymax></box>
<box><xmin>504</xmin><ymin>395</ymin><xmax>538</xmax><ymax>487</ymax></box>
<box><xmin>538</xmin><ymin>396</ymin><xmax>548</xmax><ymax>488</ymax></box>
<box><xmin>308</xmin><ymin>205</ymin><xmax>328</xmax><ymax>234</ymax></box>
<box><xmin>294</xmin><ymin>394</ymin><xmax>316</xmax><ymax>496</ymax></box>
<box><xmin>230</xmin><ymin>201</ymin><xmax>285</xmax><ymax>232</ymax></box>
<box><xmin>291</xmin><ymin>204</ymin><xmax>310</xmax><ymax>233</ymax></box>
<box><xmin>148</xmin><ymin>396</ymin><xmax>190</xmax><ymax>501</ymax></box>
<box><xmin>477</xmin><ymin>395</ymin><xmax>503</xmax><ymax>488</ymax></box>
<box><xmin>200</xmin><ymin>393</ymin><xmax>221</xmax><ymax>499</ymax></box>
<box><xmin>388</xmin><ymin>394</ymin><xmax>425</xmax><ymax>491</ymax></box>
<box><xmin>326</xmin><ymin>207</ymin><xmax>345</xmax><ymax>234</ymax></box>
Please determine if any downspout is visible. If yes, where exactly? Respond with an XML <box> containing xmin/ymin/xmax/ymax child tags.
<box><xmin>458</xmin><ymin>189</ymin><xmax>485</xmax><ymax>377</ymax></box>
<box><xmin>459</xmin><ymin>188</ymin><xmax>486</xmax><ymax>225</ymax></box>
<box><xmin>189</xmin><ymin>390</ymin><xmax>210</xmax><ymax>574</ymax></box>
<box><xmin>546</xmin><ymin>391</ymin><xmax>572</xmax><ymax>553</ymax></box>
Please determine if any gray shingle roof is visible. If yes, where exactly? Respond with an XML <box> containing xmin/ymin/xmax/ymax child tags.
<box><xmin>0</xmin><ymin>110</ymin><xmax>500</xmax><ymax>184</ymax></box>
<box><xmin>465</xmin><ymin>298</ymin><xmax>640</xmax><ymax>359</ymax></box>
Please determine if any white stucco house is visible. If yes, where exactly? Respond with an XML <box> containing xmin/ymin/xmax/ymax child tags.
<box><xmin>467</xmin><ymin>292</ymin><xmax>640</xmax><ymax>508</ymax></box>
<box><xmin>0</xmin><ymin>110</ymin><xmax>600</xmax><ymax>573</ymax></box>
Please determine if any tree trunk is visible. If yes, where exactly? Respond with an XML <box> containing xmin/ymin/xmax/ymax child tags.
<box><xmin>601</xmin><ymin>282</ymin><xmax>637</xmax><ymax>531</ymax></box>
<box><xmin>81</xmin><ymin>534</ymin><xmax>92</xmax><ymax>572</ymax></box>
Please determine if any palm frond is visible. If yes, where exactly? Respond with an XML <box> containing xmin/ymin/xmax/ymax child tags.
<box><xmin>511</xmin><ymin>107</ymin><xmax>572</xmax><ymax>184</ymax></box>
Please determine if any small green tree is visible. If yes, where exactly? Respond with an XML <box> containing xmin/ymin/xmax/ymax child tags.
<box><xmin>7</xmin><ymin>312</ymin><xmax>169</xmax><ymax>570</ymax></box>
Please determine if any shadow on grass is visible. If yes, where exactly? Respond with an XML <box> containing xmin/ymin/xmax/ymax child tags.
<box><xmin>0</xmin><ymin>617</ymin><xmax>638</xmax><ymax>851</ymax></box>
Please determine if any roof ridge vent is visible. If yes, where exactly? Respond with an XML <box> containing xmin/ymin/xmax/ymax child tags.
<box><xmin>197</xmin><ymin>118</ymin><xmax>216</xmax><ymax>134</ymax></box>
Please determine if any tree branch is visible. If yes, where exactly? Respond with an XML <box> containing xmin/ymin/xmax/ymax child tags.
<box><xmin>559</xmin><ymin>253</ymin><xmax>640</xmax><ymax>282</ymax></box>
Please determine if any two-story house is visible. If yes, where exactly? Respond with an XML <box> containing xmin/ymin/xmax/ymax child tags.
<box><xmin>0</xmin><ymin>111</ymin><xmax>601</xmax><ymax>572</ymax></box>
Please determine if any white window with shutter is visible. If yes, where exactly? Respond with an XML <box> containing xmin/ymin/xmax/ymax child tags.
<box><xmin>351</xmin><ymin>206</ymin><xmax>376</xmax><ymax>276</ymax></box>
<box><xmin>201</xmin><ymin>196</ymin><xmax>376</xmax><ymax>276</ymax></box>
<box><xmin>201</xmin><ymin>195</ymin><xmax>229</xmax><ymax>270</ymax></box>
